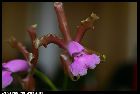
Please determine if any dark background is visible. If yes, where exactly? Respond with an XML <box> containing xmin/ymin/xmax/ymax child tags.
<box><xmin>2</xmin><ymin>2</ymin><xmax>137</xmax><ymax>91</ymax></box>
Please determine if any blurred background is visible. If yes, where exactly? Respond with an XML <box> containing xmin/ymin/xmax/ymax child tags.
<box><xmin>2</xmin><ymin>2</ymin><xmax>137</xmax><ymax>91</ymax></box>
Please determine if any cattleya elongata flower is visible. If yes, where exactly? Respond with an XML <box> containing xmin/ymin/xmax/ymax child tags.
<box><xmin>2</xmin><ymin>59</ymin><xmax>29</xmax><ymax>88</ymax></box>
<box><xmin>2</xmin><ymin>24</ymin><xmax>39</xmax><ymax>90</ymax></box>
<box><xmin>35</xmin><ymin>2</ymin><xmax>106</xmax><ymax>81</ymax></box>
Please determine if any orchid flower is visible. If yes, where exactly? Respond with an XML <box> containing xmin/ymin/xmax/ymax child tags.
<box><xmin>35</xmin><ymin>2</ymin><xmax>106</xmax><ymax>81</ymax></box>
<box><xmin>2</xmin><ymin>25</ymin><xmax>38</xmax><ymax>90</ymax></box>
<box><xmin>2</xmin><ymin>59</ymin><xmax>29</xmax><ymax>88</ymax></box>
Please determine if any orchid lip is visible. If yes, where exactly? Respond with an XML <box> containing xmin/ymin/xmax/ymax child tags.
<box><xmin>69</xmin><ymin>52</ymin><xmax>100</xmax><ymax>77</ymax></box>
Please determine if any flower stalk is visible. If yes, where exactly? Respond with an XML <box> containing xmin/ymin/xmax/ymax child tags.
<box><xmin>34</xmin><ymin>69</ymin><xmax>57</xmax><ymax>91</ymax></box>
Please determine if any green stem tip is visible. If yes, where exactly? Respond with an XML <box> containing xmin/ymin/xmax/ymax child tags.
<box><xmin>34</xmin><ymin>69</ymin><xmax>57</xmax><ymax>91</ymax></box>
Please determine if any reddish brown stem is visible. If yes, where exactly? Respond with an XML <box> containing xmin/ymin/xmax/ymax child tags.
<box><xmin>27</xmin><ymin>25</ymin><xmax>38</xmax><ymax>65</ymax></box>
<box><xmin>37</xmin><ymin>34</ymin><xmax>66</xmax><ymax>50</ymax></box>
<box><xmin>74</xmin><ymin>13</ymin><xmax>99</xmax><ymax>43</ymax></box>
<box><xmin>27</xmin><ymin>24</ymin><xmax>37</xmax><ymax>42</ymax></box>
<box><xmin>60</xmin><ymin>52</ymin><xmax>73</xmax><ymax>78</ymax></box>
<box><xmin>8</xmin><ymin>37</ymin><xmax>29</xmax><ymax>61</ymax></box>
<box><xmin>54</xmin><ymin>2</ymin><xmax>72</xmax><ymax>43</ymax></box>
<box><xmin>21</xmin><ymin>74</ymin><xmax>36</xmax><ymax>91</ymax></box>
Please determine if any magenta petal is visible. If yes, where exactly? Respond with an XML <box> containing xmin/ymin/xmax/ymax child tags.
<box><xmin>2</xmin><ymin>70</ymin><xmax>13</xmax><ymax>88</ymax></box>
<box><xmin>92</xmin><ymin>54</ymin><xmax>100</xmax><ymax>65</ymax></box>
<box><xmin>85</xmin><ymin>54</ymin><xmax>100</xmax><ymax>69</ymax></box>
<box><xmin>70</xmin><ymin>59</ymin><xmax>87</xmax><ymax>76</ymax></box>
<box><xmin>67</xmin><ymin>41</ymin><xmax>84</xmax><ymax>56</ymax></box>
<box><xmin>3</xmin><ymin>59</ymin><xmax>29</xmax><ymax>73</ymax></box>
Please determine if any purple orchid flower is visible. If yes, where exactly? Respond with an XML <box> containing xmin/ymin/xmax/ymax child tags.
<box><xmin>53</xmin><ymin>2</ymin><xmax>101</xmax><ymax>78</ymax></box>
<box><xmin>2</xmin><ymin>59</ymin><xmax>29</xmax><ymax>88</ymax></box>
<box><xmin>3</xmin><ymin>25</ymin><xmax>38</xmax><ymax>90</ymax></box>
<box><xmin>67</xmin><ymin>41</ymin><xmax>100</xmax><ymax>76</ymax></box>
<box><xmin>35</xmin><ymin>2</ymin><xmax>104</xmax><ymax>80</ymax></box>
